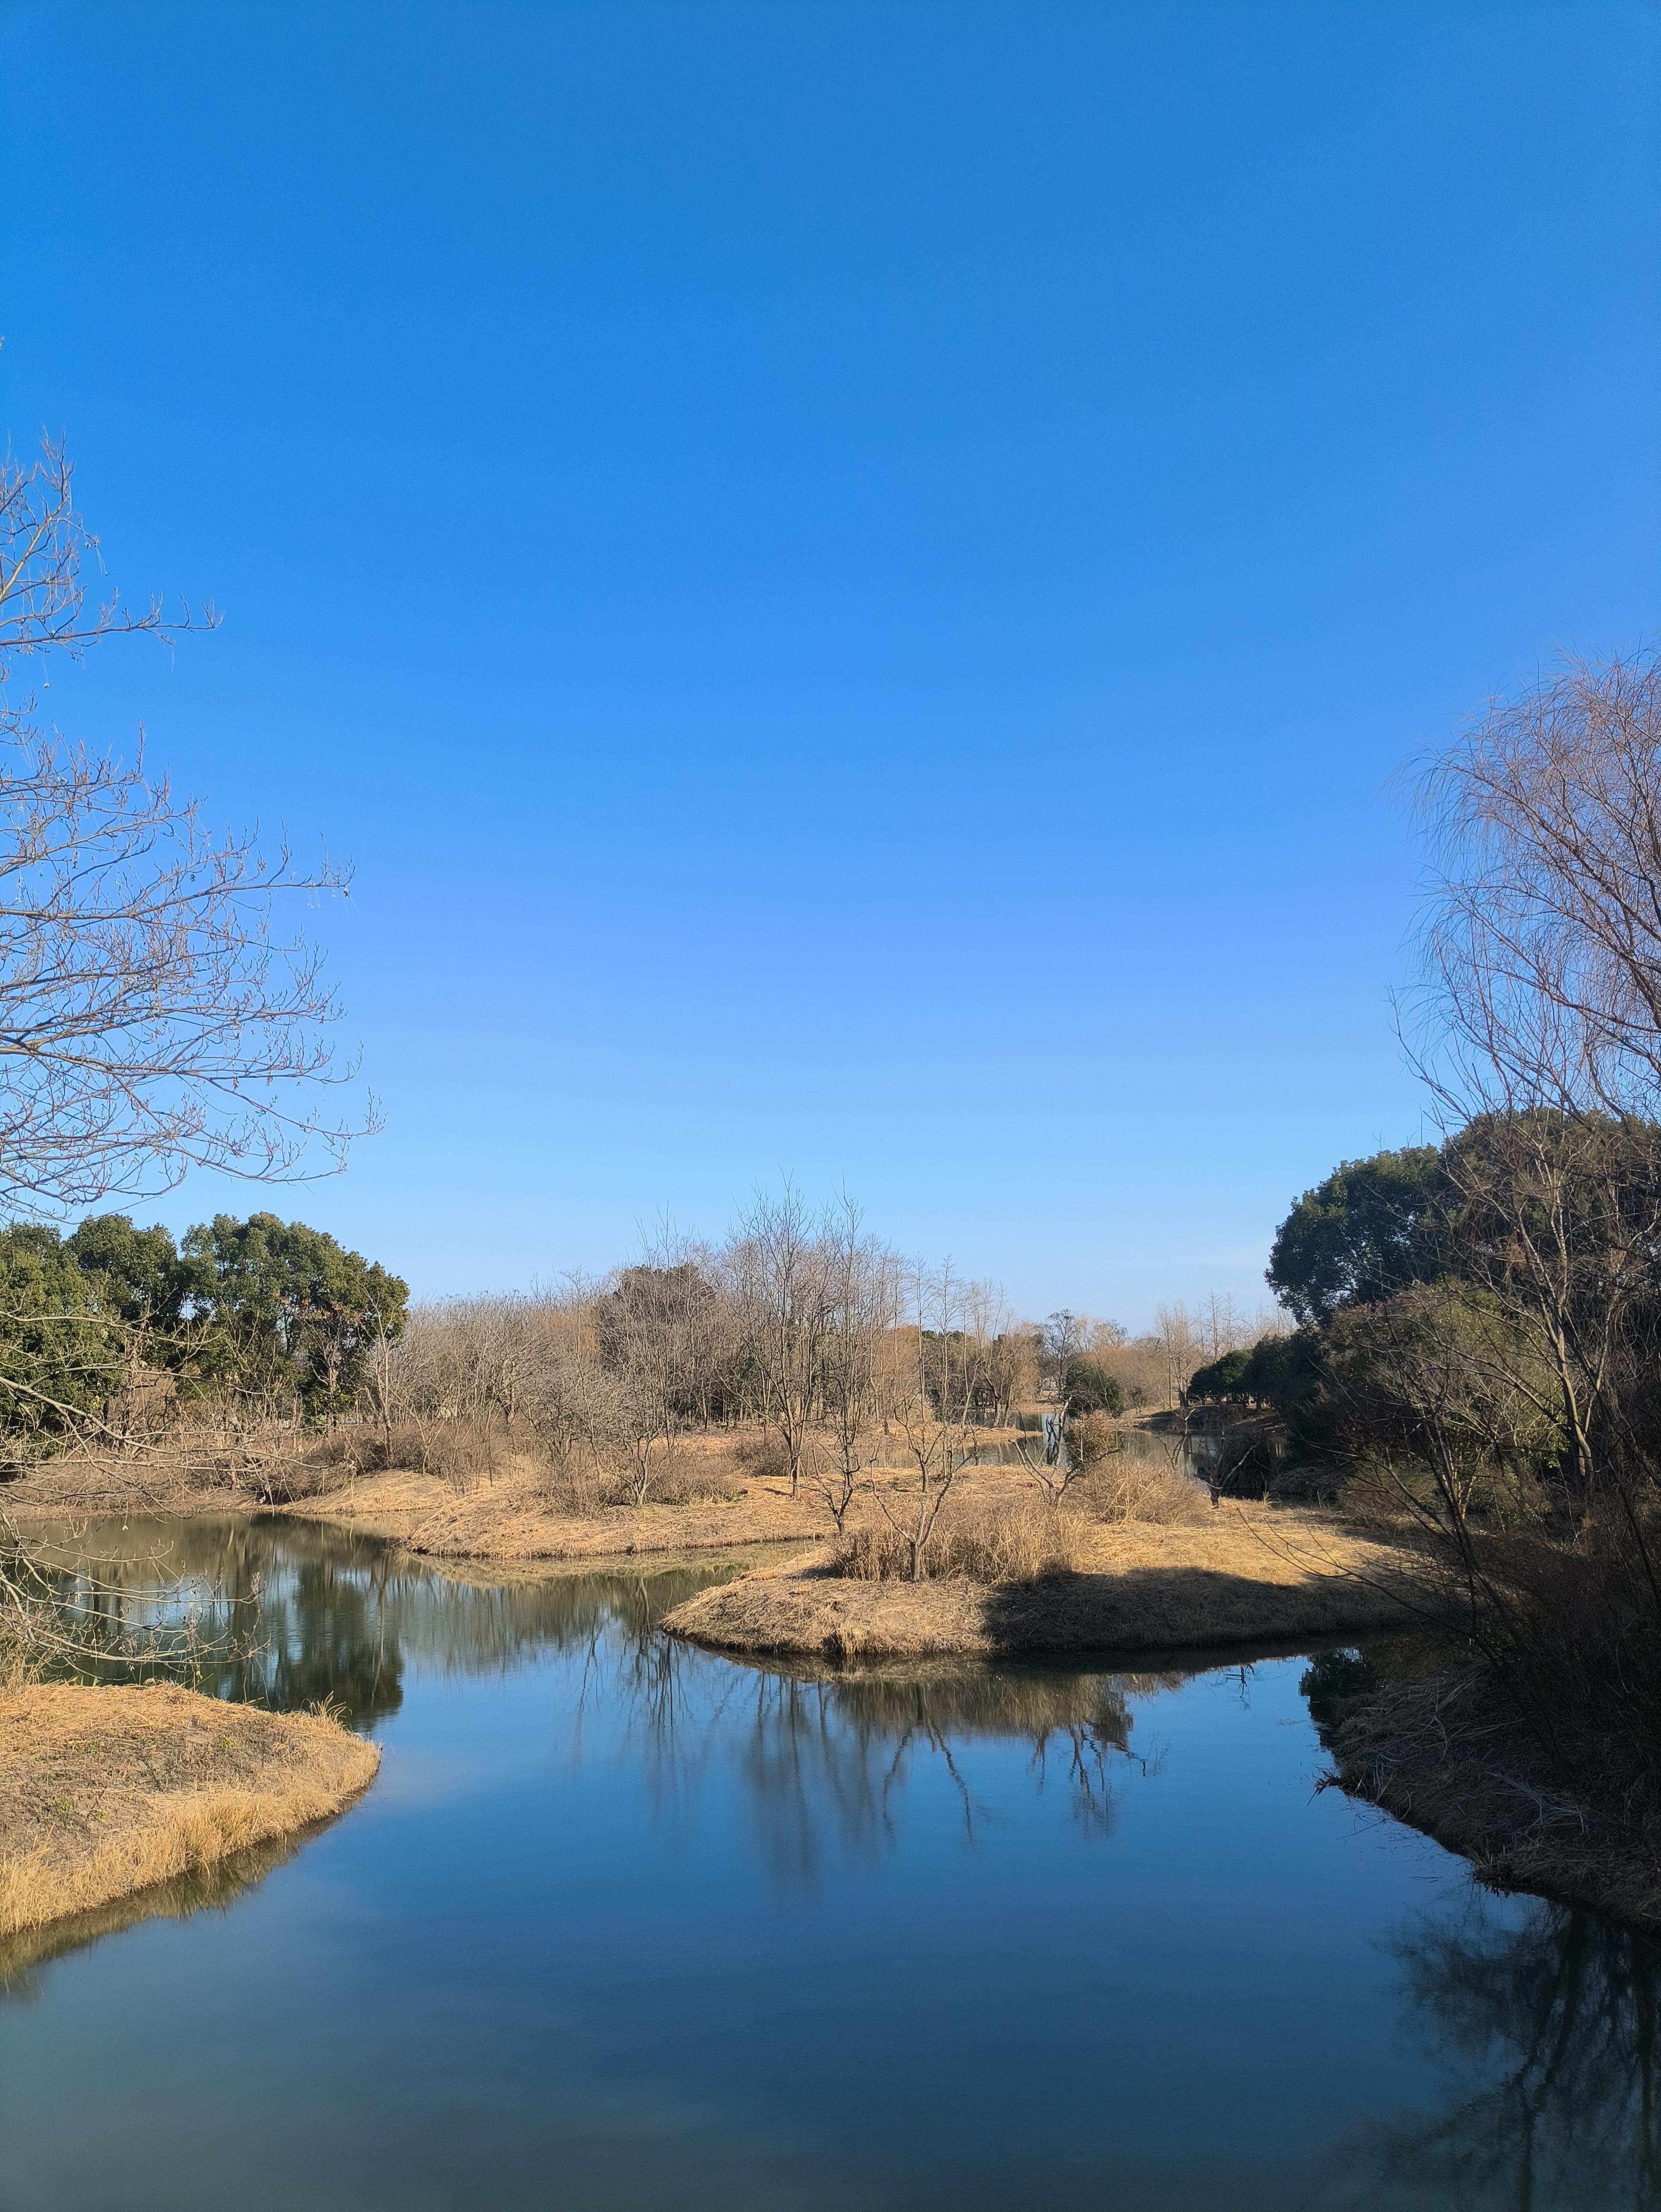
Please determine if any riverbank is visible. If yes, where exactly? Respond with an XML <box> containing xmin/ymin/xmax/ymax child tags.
<box><xmin>5</xmin><ymin>1440</ymin><xmax>842</xmax><ymax>1559</ymax></box>
<box><xmin>4</xmin><ymin>1438</ymin><xmax>1165</xmax><ymax>1563</ymax></box>
<box><xmin>0</xmin><ymin>1682</ymin><xmax>379</xmax><ymax>1937</ymax></box>
<box><xmin>277</xmin><ymin>1463</ymin><xmax>832</xmax><ymax>1557</ymax></box>
<box><xmin>661</xmin><ymin>1508</ymin><xmax>1428</xmax><ymax>1659</ymax></box>
<box><xmin>1318</xmin><ymin>1659</ymin><xmax>1661</xmax><ymax>1934</ymax></box>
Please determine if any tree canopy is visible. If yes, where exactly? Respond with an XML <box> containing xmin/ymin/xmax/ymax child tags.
<box><xmin>0</xmin><ymin>1211</ymin><xmax>407</xmax><ymax>1454</ymax></box>
<box><xmin>1264</xmin><ymin>1145</ymin><xmax>1443</xmax><ymax>1326</ymax></box>
<box><xmin>1062</xmin><ymin>1354</ymin><xmax>1124</xmax><ymax>1417</ymax></box>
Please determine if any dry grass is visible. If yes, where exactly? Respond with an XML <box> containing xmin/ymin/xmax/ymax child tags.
<box><xmin>1075</xmin><ymin>1455</ymin><xmax>1213</xmax><ymax>1525</ymax></box>
<box><xmin>0</xmin><ymin>1422</ymin><xmax>1306</xmax><ymax>1593</ymax></box>
<box><xmin>837</xmin><ymin>1469</ymin><xmax>1214</xmax><ymax>1585</ymax></box>
<box><xmin>839</xmin><ymin>1495</ymin><xmax>1084</xmax><ymax>1583</ymax></box>
<box><xmin>0</xmin><ymin>1682</ymin><xmax>379</xmax><ymax>1937</ymax></box>
<box><xmin>1320</xmin><ymin>1662</ymin><xmax>1661</xmax><ymax>1933</ymax></box>
<box><xmin>0</xmin><ymin>1824</ymin><xmax>310</xmax><ymax>1989</ymax></box>
<box><xmin>6</xmin><ymin>1420</ymin><xmax>757</xmax><ymax>1536</ymax></box>
<box><xmin>664</xmin><ymin>1506</ymin><xmax>1431</xmax><ymax>1660</ymax></box>
<box><xmin>254</xmin><ymin>1450</ymin><xmax>829</xmax><ymax>1560</ymax></box>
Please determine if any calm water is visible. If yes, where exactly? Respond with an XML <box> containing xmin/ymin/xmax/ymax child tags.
<box><xmin>2</xmin><ymin>1515</ymin><xmax>1657</xmax><ymax>2212</ymax></box>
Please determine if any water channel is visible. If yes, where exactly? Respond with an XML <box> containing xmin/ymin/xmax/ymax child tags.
<box><xmin>1</xmin><ymin>1515</ymin><xmax>1656</xmax><ymax>2211</ymax></box>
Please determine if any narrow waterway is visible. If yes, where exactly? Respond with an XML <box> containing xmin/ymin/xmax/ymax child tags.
<box><xmin>1</xmin><ymin>1517</ymin><xmax>1654</xmax><ymax>2211</ymax></box>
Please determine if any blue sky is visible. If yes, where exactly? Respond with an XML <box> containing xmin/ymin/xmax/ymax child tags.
<box><xmin>2</xmin><ymin>0</ymin><xmax>1658</xmax><ymax>1325</ymax></box>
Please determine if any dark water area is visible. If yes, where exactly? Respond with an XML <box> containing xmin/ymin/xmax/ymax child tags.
<box><xmin>2</xmin><ymin>1517</ymin><xmax>1658</xmax><ymax>2211</ymax></box>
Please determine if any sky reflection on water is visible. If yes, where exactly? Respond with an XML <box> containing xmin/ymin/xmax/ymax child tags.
<box><xmin>1</xmin><ymin>1517</ymin><xmax>1657</xmax><ymax>2211</ymax></box>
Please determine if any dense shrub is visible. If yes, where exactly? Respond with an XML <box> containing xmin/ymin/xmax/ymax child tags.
<box><xmin>1063</xmin><ymin>1355</ymin><xmax>1123</xmax><ymax>1416</ymax></box>
<box><xmin>836</xmin><ymin>1494</ymin><xmax>1081</xmax><ymax>1583</ymax></box>
<box><xmin>1067</xmin><ymin>1409</ymin><xmax>1119</xmax><ymax>1465</ymax></box>
<box><xmin>1075</xmin><ymin>1457</ymin><xmax>1211</xmax><ymax>1525</ymax></box>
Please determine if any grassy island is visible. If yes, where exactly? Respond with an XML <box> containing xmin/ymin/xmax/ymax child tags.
<box><xmin>0</xmin><ymin>1683</ymin><xmax>378</xmax><ymax>1939</ymax></box>
<box><xmin>662</xmin><ymin>1507</ymin><xmax>1427</xmax><ymax>1660</ymax></box>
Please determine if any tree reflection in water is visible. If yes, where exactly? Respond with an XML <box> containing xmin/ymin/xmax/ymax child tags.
<box><xmin>23</xmin><ymin>1517</ymin><xmax>1180</xmax><ymax>1878</ymax></box>
<box><xmin>568</xmin><ymin>1615</ymin><xmax>1176</xmax><ymax>1880</ymax></box>
<box><xmin>727</xmin><ymin>1661</ymin><xmax>1171</xmax><ymax>1880</ymax></box>
<box><xmin>20</xmin><ymin>1515</ymin><xmax>747</xmax><ymax>1734</ymax></box>
<box><xmin>1324</xmin><ymin>1895</ymin><xmax>1661</xmax><ymax>2212</ymax></box>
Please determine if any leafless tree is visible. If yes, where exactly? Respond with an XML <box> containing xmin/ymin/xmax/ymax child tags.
<box><xmin>975</xmin><ymin>1323</ymin><xmax>1038</xmax><ymax>1427</ymax></box>
<box><xmin>876</xmin><ymin>1262</ymin><xmax>992</xmax><ymax>1579</ymax></box>
<box><xmin>813</xmin><ymin>1202</ymin><xmax>901</xmax><ymax>1535</ymax></box>
<box><xmin>731</xmin><ymin>1184</ymin><xmax>834</xmax><ymax>1498</ymax></box>
<box><xmin>0</xmin><ymin>433</ymin><xmax>364</xmax><ymax>1215</ymax></box>
<box><xmin>1417</xmin><ymin>650</ymin><xmax>1661</xmax><ymax>1122</ymax></box>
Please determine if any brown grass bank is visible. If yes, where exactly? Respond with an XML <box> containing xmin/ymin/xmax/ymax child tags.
<box><xmin>4</xmin><ymin>1429</ymin><xmax>835</xmax><ymax>1559</ymax></box>
<box><xmin>275</xmin><ymin>1461</ymin><xmax>831</xmax><ymax>1558</ymax></box>
<box><xmin>662</xmin><ymin>1507</ymin><xmax>1429</xmax><ymax>1660</ymax></box>
<box><xmin>0</xmin><ymin>1683</ymin><xmax>379</xmax><ymax>1938</ymax></box>
<box><xmin>0</xmin><ymin>1825</ymin><xmax>316</xmax><ymax>1989</ymax></box>
<box><xmin>8</xmin><ymin>1429</ymin><xmax>1178</xmax><ymax>1563</ymax></box>
<box><xmin>1317</xmin><ymin>1658</ymin><xmax>1661</xmax><ymax>1935</ymax></box>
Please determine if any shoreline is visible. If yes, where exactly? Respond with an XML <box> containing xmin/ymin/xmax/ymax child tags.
<box><xmin>661</xmin><ymin>1513</ymin><xmax>1429</xmax><ymax>1660</ymax></box>
<box><xmin>7</xmin><ymin>1460</ymin><xmax>1435</xmax><ymax>1660</ymax></box>
<box><xmin>5</xmin><ymin>1458</ymin><xmax>843</xmax><ymax>1561</ymax></box>
<box><xmin>0</xmin><ymin>1682</ymin><xmax>380</xmax><ymax>1939</ymax></box>
<box><xmin>1318</xmin><ymin>1663</ymin><xmax>1661</xmax><ymax>1935</ymax></box>
<box><xmin>0</xmin><ymin>1417</ymin><xmax>1204</xmax><ymax>1568</ymax></box>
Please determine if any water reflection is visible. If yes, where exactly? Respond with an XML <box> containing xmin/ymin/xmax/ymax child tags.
<box><xmin>9</xmin><ymin>1520</ymin><xmax>1661</xmax><ymax>2209</ymax></box>
<box><xmin>0</xmin><ymin>1825</ymin><xmax>314</xmax><ymax>1995</ymax></box>
<box><xmin>729</xmin><ymin>1662</ymin><xmax>1167</xmax><ymax>1871</ymax></box>
<box><xmin>26</xmin><ymin>1516</ymin><xmax>1183</xmax><ymax>1876</ymax></box>
<box><xmin>21</xmin><ymin>1515</ymin><xmax>760</xmax><ymax>1731</ymax></box>
<box><xmin>1315</xmin><ymin>1899</ymin><xmax>1661</xmax><ymax>2210</ymax></box>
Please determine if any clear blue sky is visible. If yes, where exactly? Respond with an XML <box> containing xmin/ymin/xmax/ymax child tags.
<box><xmin>2</xmin><ymin>1</ymin><xmax>1658</xmax><ymax>1325</ymax></box>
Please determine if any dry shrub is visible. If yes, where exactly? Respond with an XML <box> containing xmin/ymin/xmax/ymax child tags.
<box><xmin>1070</xmin><ymin>1410</ymin><xmax>1119</xmax><ymax>1466</ymax></box>
<box><xmin>1095</xmin><ymin>1338</ymin><xmax>1170</xmax><ymax>1411</ymax></box>
<box><xmin>1074</xmin><ymin>1457</ymin><xmax>1211</xmax><ymax>1526</ymax></box>
<box><xmin>837</xmin><ymin>1493</ymin><xmax>1083</xmax><ymax>1584</ymax></box>
<box><xmin>1472</xmin><ymin>1517</ymin><xmax>1661</xmax><ymax>1818</ymax></box>
<box><xmin>387</xmin><ymin>1416</ymin><xmax>508</xmax><ymax>1489</ymax></box>
<box><xmin>731</xmin><ymin>1430</ymin><xmax>792</xmax><ymax>1485</ymax></box>
<box><xmin>642</xmin><ymin>1446</ymin><xmax>743</xmax><ymax>1506</ymax></box>
<box><xmin>256</xmin><ymin>1417</ymin><xmax>511</xmax><ymax>1498</ymax></box>
<box><xmin>533</xmin><ymin>1450</ymin><xmax>612</xmax><ymax>1517</ymax></box>
<box><xmin>531</xmin><ymin>1437</ymin><xmax>742</xmax><ymax>1516</ymax></box>
<box><xmin>138</xmin><ymin>1417</ymin><xmax>514</xmax><ymax>1506</ymax></box>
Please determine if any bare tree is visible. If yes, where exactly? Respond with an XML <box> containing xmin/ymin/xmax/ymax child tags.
<box><xmin>0</xmin><ymin>434</ymin><xmax>363</xmax><ymax>1215</ymax></box>
<box><xmin>1039</xmin><ymin>1310</ymin><xmax>1083</xmax><ymax>1397</ymax></box>
<box><xmin>977</xmin><ymin>1323</ymin><xmax>1039</xmax><ymax>1427</ymax></box>
<box><xmin>875</xmin><ymin>1262</ymin><xmax>990</xmax><ymax>1580</ymax></box>
<box><xmin>732</xmin><ymin>1184</ymin><xmax>833</xmax><ymax>1498</ymax></box>
<box><xmin>813</xmin><ymin>1203</ymin><xmax>900</xmax><ymax>1535</ymax></box>
<box><xmin>1417</xmin><ymin>650</ymin><xmax>1661</xmax><ymax>1122</ymax></box>
<box><xmin>1151</xmin><ymin>1302</ymin><xmax>1199</xmax><ymax>1407</ymax></box>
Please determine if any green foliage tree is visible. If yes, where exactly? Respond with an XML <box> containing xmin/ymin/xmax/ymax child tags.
<box><xmin>1062</xmin><ymin>1354</ymin><xmax>1123</xmax><ymax>1417</ymax></box>
<box><xmin>1238</xmin><ymin>1330</ymin><xmax>1323</xmax><ymax>1423</ymax></box>
<box><xmin>1265</xmin><ymin>1145</ymin><xmax>1443</xmax><ymax>1326</ymax></box>
<box><xmin>1186</xmin><ymin>1348</ymin><xmax>1251</xmax><ymax>1403</ymax></box>
<box><xmin>0</xmin><ymin>1223</ymin><xmax>126</xmax><ymax>1460</ymax></box>
<box><xmin>62</xmin><ymin>1214</ymin><xmax>197</xmax><ymax>1331</ymax></box>
<box><xmin>183</xmin><ymin>1213</ymin><xmax>409</xmax><ymax>1424</ymax></box>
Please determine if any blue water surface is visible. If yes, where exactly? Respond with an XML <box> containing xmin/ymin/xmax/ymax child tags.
<box><xmin>0</xmin><ymin>1518</ymin><xmax>1650</xmax><ymax>2212</ymax></box>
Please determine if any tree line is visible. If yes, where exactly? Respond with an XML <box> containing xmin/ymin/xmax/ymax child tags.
<box><xmin>377</xmin><ymin>1200</ymin><xmax>1076</xmax><ymax>1529</ymax></box>
<box><xmin>0</xmin><ymin>1211</ymin><xmax>408</xmax><ymax>1456</ymax></box>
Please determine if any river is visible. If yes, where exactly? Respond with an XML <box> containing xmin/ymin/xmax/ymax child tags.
<box><xmin>0</xmin><ymin>1515</ymin><xmax>1655</xmax><ymax>2211</ymax></box>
